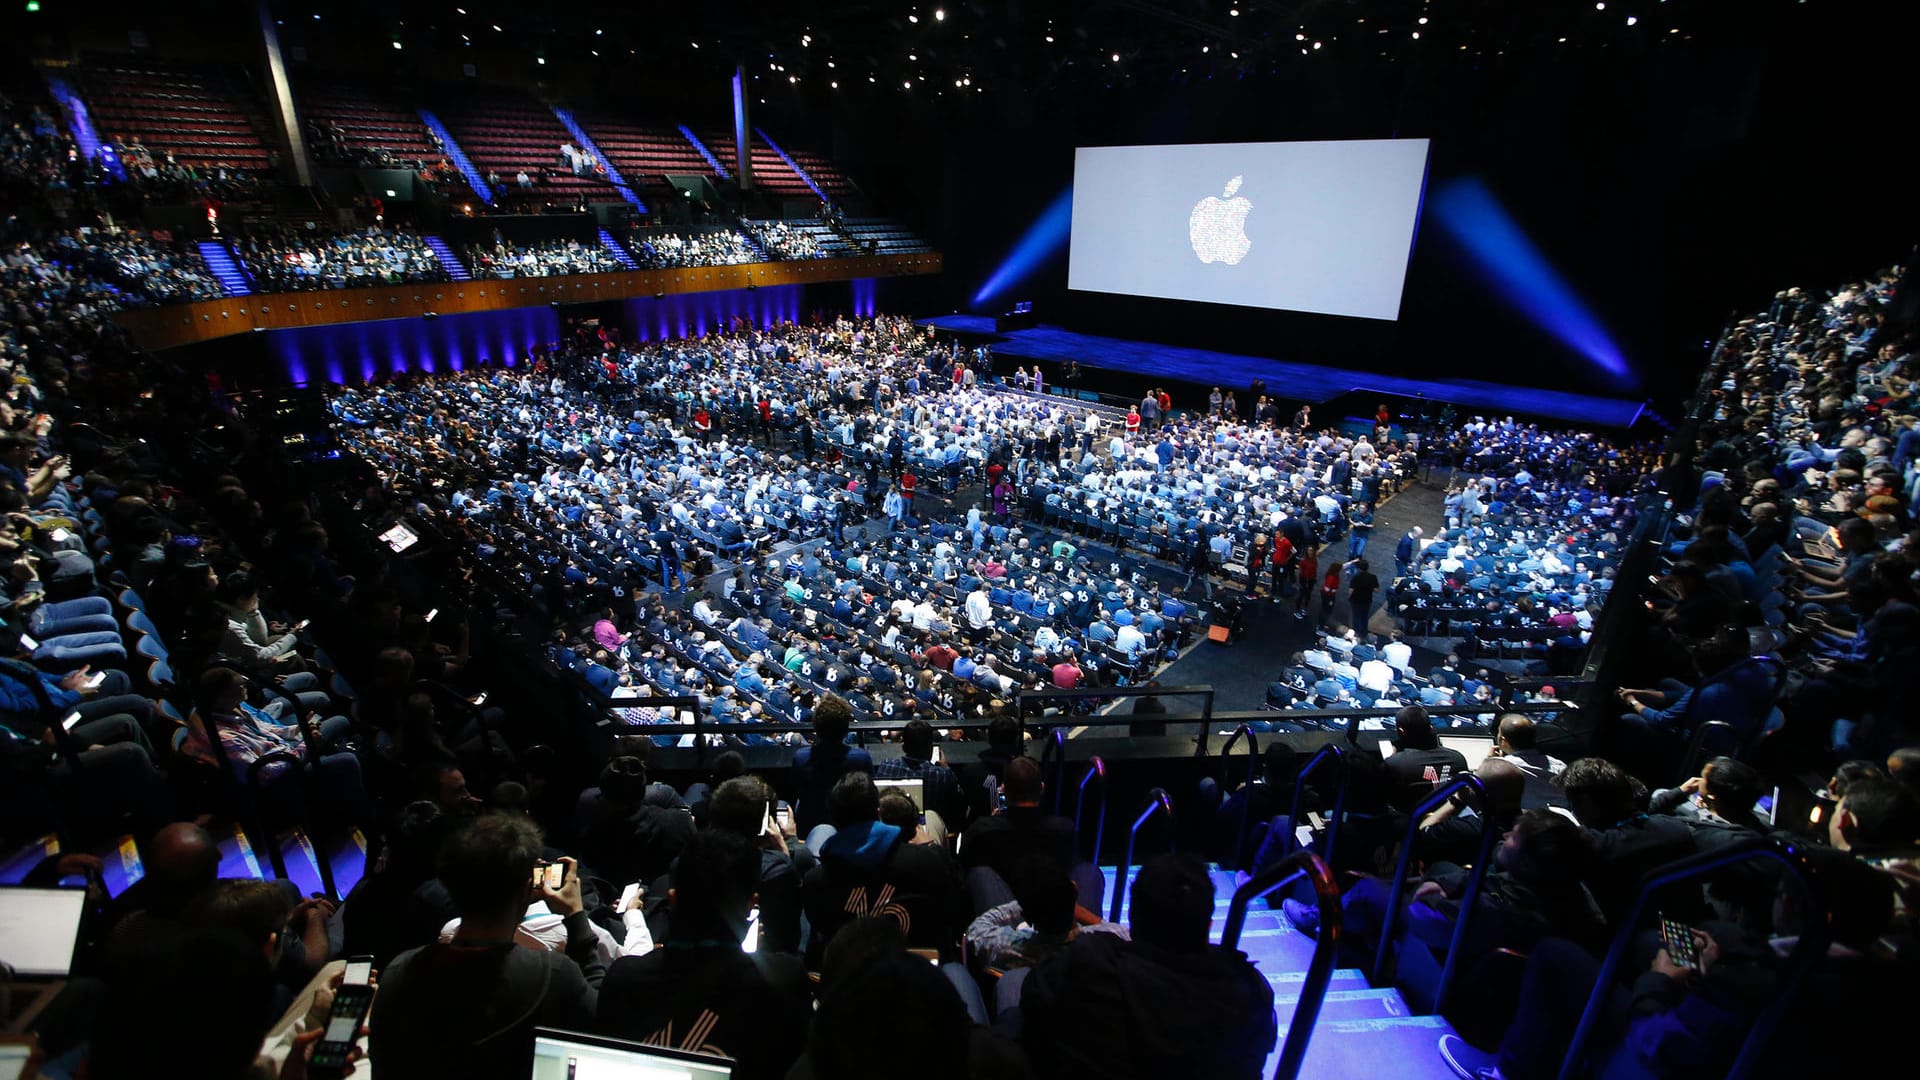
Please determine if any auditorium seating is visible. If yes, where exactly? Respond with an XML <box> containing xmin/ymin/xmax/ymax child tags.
<box><xmin>78</xmin><ymin>57</ymin><xmax>272</xmax><ymax>173</ymax></box>
<box><xmin>573</xmin><ymin>112</ymin><xmax>719</xmax><ymax>190</ymax></box>
<box><xmin>297</xmin><ymin>81</ymin><xmax>442</xmax><ymax>168</ymax></box>
<box><xmin>439</xmin><ymin>90</ymin><xmax>623</xmax><ymax>206</ymax></box>
<box><xmin>704</xmin><ymin>130</ymin><xmax>815</xmax><ymax>200</ymax></box>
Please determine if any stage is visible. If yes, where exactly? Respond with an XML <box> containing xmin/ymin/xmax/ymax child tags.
<box><xmin>918</xmin><ymin>316</ymin><xmax>1647</xmax><ymax>429</ymax></box>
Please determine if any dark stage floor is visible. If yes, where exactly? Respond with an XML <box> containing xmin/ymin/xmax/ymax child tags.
<box><xmin>919</xmin><ymin>316</ymin><xmax>1646</xmax><ymax>429</ymax></box>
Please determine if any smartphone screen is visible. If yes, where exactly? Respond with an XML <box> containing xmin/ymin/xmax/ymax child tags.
<box><xmin>343</xmin><ymin>957</ymin><xmax>374</xmax><ymax>986</ymax></box>
<box><xmin>20</xmin><ymin>633</ymin><xmax>38</xmax><ymax>652</ymax></box>
<box><xmin>308</xmin><ymin>984</ymin><xmax>375</xmax><ymax>1071</ymax></box>
<box><xmin>543</xmin><ymin>862</ymin><xmax>568</xmax><ymax>891</ymax></box>
<box><xmin>426</xmin><ymin>607</ymin><xmax>439</xmax><ymax>622</ymax></box>
<box><xmin>83</xmin><ymin>672</ymin><xmax>107</xmax><ymax>690</ymax></box>
<box><xmin>742</xmin><ymin>906</ymin><xmax>761</xmax><ymax>953</ymax></box>
<box><xmin>62</xmin><ymin>711</ymin><xmax>83</xmax><ymax>733</ymax></box>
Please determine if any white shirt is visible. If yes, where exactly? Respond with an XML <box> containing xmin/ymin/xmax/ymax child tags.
<box><xmin>1115</xmin><ymin>624</ymin><xmax>1147</xmax><ymax>657</ymax></box>
<box><xmin>1358</xmin><ymin>659</ymin><xmax>1394</xmax><ymax>693</ymax></box>
<box><xmin>965</xmin><ymin>589</ymin><xmax>993</xmax><ymax>630</ymax></box>
<box><xmin>1382</xmin><ymin>640</ymin><xmax>1414</xmax><ymax>672</ymax></box>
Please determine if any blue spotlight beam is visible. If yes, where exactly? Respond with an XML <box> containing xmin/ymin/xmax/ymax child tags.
<box><xmin>1430</xmin><ymin>178</ymin><xmax>1632</xmax><ymax>383</ymax></box>
<box><xmin>974</xmin><ymin>186</ymin><xmax>1074</xmax><ymax>308</ymax></box>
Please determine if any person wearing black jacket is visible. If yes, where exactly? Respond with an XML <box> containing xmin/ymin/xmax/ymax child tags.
<box><xmin>705</xmin><ymin>774</ymin><xmax>816</xmax><ymax>956</ymax></box>
<box><xmin>1382</xmin><ymin>705</ymin><xmax>1470</xmax><ymax>815</ymax></box>
<box><xmin>370</xmin><ymin>813</ymin><xmax>602</xmax><ymax>1080</ymax></box>
<box><xmin>576</xmin><ymin>755</ymin><xmax>695</xmax><ymax>897</ymax></box>
<box><xmin>1562</xmin><ymin>756</ymin><xmax>1697</xmax><ymax>923</ymax></box>
<box><xmin>960</xmin><ymin>756</ymin><xmax>1098</xmax><ymax>914</ymax></box>
<box><xmin>597</xmin><ymin>831</ymin><xmax>810</xmax><ymax>1080</ymax></box>
<box><xmin>1019</xmin><ymin>853</ymin><xmax>1275</xmax><ymax>1080</ymax></box>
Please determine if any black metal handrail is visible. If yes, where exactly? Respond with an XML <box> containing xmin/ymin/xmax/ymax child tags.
<box><xmin>1284</xmin><ymin>743</ymin><xmax>1351</xmax><ymax>872</ymax></box>
<box><xmin>1218</xmin><ymin>849</ymin><xmax>1344</xmax><ymax>1080</ymax></box>
<box><xmin>1109</xmin><ymin>786</ymin><xmax>1174</xmax><ymax>923</ymax></box>
<box><xmin>1557</xmin><ymin>838</ymin><xmax>1831</xmax><ymax>1080</ymax></box>
<box><xmin>1039</xmin><ymin>726</ymin><xmax>1068</xmax><ymax>815</ymax></box>
<box><xmin>1372</xmin><ymin>774</ymin><xmax>1493</xmax><ymax>1007</ymax></box>
<box><xmin>1073</xmin><ymin>755</ymin><xmax>1109</xmax><ymax>866</ymax></box>
<box><xmin>1218</xmin><ymin>723</ymin><xmax>1261</xmax><ymax>870</ymax></box>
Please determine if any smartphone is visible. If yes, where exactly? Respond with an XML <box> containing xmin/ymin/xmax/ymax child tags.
<box><xmin>616</xmin><ymin>882</ymin><xmax>643</xmax><ymax>915</ymax></box>
<box><xmin>760</xmin><ymin>802</ymin><xmax>773</xmax><ymax>837</ymax></box>
<box><xmin>61</xmin><ymin>711</ymin><xmax>83</xmax><ymax>733</ymax></box>
<box><xmin>774</xmin><ymin>805</ymin><xmax>792</xmax><ymax>833</ymax></box>
<box><xmin>1659</xmin><ymin>913</ymin><xmax>1702</xmax><ymax>972</ymax></box>
<box><xmin>20</xmin><ymin>633</ymin><xmax>38</xmax><ymax>652</ymax></box>
<box><xmin>82</xmin><ymin>672</ymin><xmax>108</xmax><ymax>690</ymax></box>
<box><xmin>293</xmin><ymin>619</ymin><xmax>311</xmax><ymax>632</ymax></box>
<box><xmin>343</xmin><ymin>955</ymin><xmax>374</xmax><ymax>987</ymax></box>
<box><xmin>471</xmin><ymin>691</ymin><xmax>489</xmax><ymax>706</ymax></box>
<box><xmin>426</xmin><ymin>607</ymin><xmax>439</xmax><ymax>622</ymax></box>
<box><xmin>50</xmin><ymin>527</ymin><xmax>72</xmax><ymax>543</ymax></box>
<box><xmin>306</xmin><ymin>982</ymin><xmax>375</xmax><ymax>1076</ymax></box>
<box><xmin>534</xmin><ymin>861</ymin><xmax>569</xmax><ymax>892</ymax></box>
<box><xmin>742</xmin><ymin>906</ymin><xmax>761</xmax><ymax>953</ymax></box>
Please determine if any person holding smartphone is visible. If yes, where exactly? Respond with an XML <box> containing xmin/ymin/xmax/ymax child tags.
<box><xmin>370</xmin><ymin>814</ymin><xmax>602</xmax><ymax>1080</ymax></box>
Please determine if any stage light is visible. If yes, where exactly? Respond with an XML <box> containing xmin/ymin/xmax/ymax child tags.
<box><xmin>25</xmin><ymin>1</ymin><xmax>40</xmax><ymax>11</ymax></box>
<box><xmin>1046</xmin><ymin>34</ymin><xmax>1054</xmax><ymax>42</ymax></box>
<box><xmin>934</xmin><ymin>8</ymin><xmax>945</xmax><ymax>20</ymax></box>
<box><xmin>909</xmin><ymin>13</ymin><xmax>918</xmax><ymax>22</ymax></box>
<box><xmin>1430</xmin><ymin>177</ymin><xmax>1633</xmax><ymax>383</ymax></box>
<box><xmin>1418</xmin><ymin>16</ymin><xmax>1428</xmax><ymax>23</ymax></box>
<box><xmin>1314</xmin><ymin>41</ymin><xmax>1322</xmax><ymax>49</ymax></box>
<box><xmin>973</xmin><ymin>185</ymin><xmax>1072</xmax><ymax>308</ymax></box>
<box><xmin>1296</xmin><ymin>33</ymin><xmax>1305</xmax><ymax>40</ymax></box>
<box><xmin>1111</xmin><ymin>52</ymin><xmax>1120</xmax><ymax>61</ymax></box>
<box><xmin>1626</xmin><ymin>15</ymin><xmax>1638</xmax><ymax>25</ymax></box>
<box><xmin>392</xmin><ymin>40</ymin><xmax>403</xmax><ymax>50</ymax></box>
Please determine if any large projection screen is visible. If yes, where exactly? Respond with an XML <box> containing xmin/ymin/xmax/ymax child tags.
<box><xmin>1068</xmin><ymin>139</ymin><xmax>1430</xmax><ymax>321</ymax></box>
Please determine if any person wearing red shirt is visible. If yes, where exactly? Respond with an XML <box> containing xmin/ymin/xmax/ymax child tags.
<box><xmin>900</xmin><ymin>469</ymin><xmax>916</xmax><ymax>509</ymax></box>
<box><xmin>1270</xmin><ymin>534</ymin><xmax>1295</xmax><ymax>599</ymax></box>
<box><xmin>693</xmin><ymin>407</ymin><xmax>713</xmax><ymax>444</ymax></box>
<box><xmin>1295</xmin><ymin>547</ymin><xmax>1318</xmax><ymax>621</ymax></box>
<box><xmin>1157</xmin><ymin>388</ymin><xmax>1172</xmax><ymax>417</ymax></box>
<box><xmin>1051</xmin><ymin>655</ymin><xmax>1083</xmax><ymax>689</ymax></box>
<box><xmin>924</xmin><ymin>640</ymin><xmax>959</xmax><ymax>672</ymax></box>
<box><xmin>1125</xmin><ymin>407</ymin><xmax>1141</xmax><ymax>435</ymax></box>
<box><xmin>1320</xmin><ymin>564</ymin><xmax>1342</xmax><ymax>625</ymax></box>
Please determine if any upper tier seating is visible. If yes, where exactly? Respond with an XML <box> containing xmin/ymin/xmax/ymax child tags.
<box><xmin>441</xmin><ymin>92</ymin><xmax>622</xmax><ymax>207</ymax></box>
<box><xmin>80</xmin><ymin>59</ymin><xmax>271</xmax><ymax>172</ymax></box>
<box><xmin>298</xmin><ymin>81</ymin><xmax>442</xmax><ymax>168</ymax></box>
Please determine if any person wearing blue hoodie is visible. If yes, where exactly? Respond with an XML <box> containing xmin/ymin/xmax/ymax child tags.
<box><xmin>800</xmin><ymin>772</ymin><xmax>965</xmax><ymax>969</ymax></box>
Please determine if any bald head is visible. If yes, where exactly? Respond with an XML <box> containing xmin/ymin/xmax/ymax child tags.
<box><xmin>147</xmin><ymin>822</ymin><xmax>218</xmax><ymax>913</ymax></box>
<box><xmin>1497</xmin><ymin>714</ymin><xmax>1538</xmax><ymax>752</ymax></box>
<box><xmin>1476</xmin><ymin>758</ymin><xmax>1526</xmax><ymax>817</ymax></box>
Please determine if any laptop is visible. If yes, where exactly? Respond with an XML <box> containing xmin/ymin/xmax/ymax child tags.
<box><xmin>0</xmin><ymin>887</ymin><xmax>89</xmax><ymax>978</ymax></box>
<box><xmin>875</xmin><ymin>777</ymin><xmax>926</xmax><ymax>811</ymax></box>
<box><xmin>530</xmin><ymin>1029</ymin><xmax>732</xmax><ymax>1080</ymax></box>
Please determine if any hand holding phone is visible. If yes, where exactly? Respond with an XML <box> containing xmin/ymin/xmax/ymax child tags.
<box><xmin>1658</xmin><ymin>914</ymin><xmax>1706</xmax><ymax>975</ymax></box>
<box><xmin>536</xmin><ymin>856</ymin><xmax>583</xmax><ymax>916</ymax></box>
<box><xmin>305</xmin><ymin>977</ymin><xmax>375</xmax><ymax>1077</ymax></box>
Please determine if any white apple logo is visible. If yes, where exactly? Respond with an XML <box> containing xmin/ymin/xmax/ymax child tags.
<box><xmin>1189</xmin><ymin>175</ymin><xmax>1252</xmax><ymax>265</ymax></box>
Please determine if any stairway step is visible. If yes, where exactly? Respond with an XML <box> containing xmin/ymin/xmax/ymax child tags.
<box><xmin>1292</xmin><ymin>1015</ymin><xmax>1459</xmax><ymax>1080</ymax></box>
<box><xmin>420</xmin><ymin>235</ymin><xmax>474</xmax><ymax>281</ymax></box>
<box><xmin>1277</xmin><ymin>987</ymin><xmax>1410</xmax><ymax>1027</ymax></box>
<box><xmin>193</xmin><ymin>240</ymin><xmax>252</xmax><ymax>296</ymax></box>
<box><xmin>597</xmin><ymin>227</ymin><xmax>640</xmax><ymax>270</ymax></box>
<box><xmin>1267</xmin><ymin>968</ymin><xmax>1372</xmax><ymax>993</ymax></box>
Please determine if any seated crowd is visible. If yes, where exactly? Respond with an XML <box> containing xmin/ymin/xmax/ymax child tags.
<box><xmin>626</xmin><ymin>229</ymin><xmax>761</xmax><ymax>269</ymax></box>
<box><xmin>465</xmin><ymin>237</ymin><xmax>623</xmax><ymax>279</ymax></box>
<box><xmin>746</xmin><ymin>220</ymin><xmax>826</xmax><ymax>261</ymax></box>
<box><xmin>1</xmin><ymin>104</ymin><xmax>1914</xmax><ymax>1080</ymax></box>
<box><xmin>44</xmin><ymin>228</ymin><xmax>227</xmax><ymax>307</ymax></box>
<box><xmin>231</xmin><ymin>225</ymin><xmax>450</xmax><ymax>291</ymax></box>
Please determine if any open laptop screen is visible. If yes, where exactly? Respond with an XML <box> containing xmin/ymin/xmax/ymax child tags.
<box><xmin>531</xmin><ymin>1029</ymin><xmax>733</xmax><ymax>1080</ymax></box>
<box><xmin>0</xmin><ymin>887</ymin><xmax>88</xmax><ymax>977</ymax></box>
